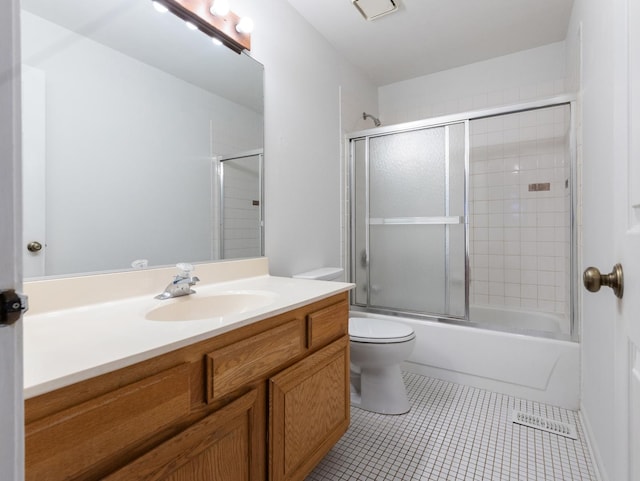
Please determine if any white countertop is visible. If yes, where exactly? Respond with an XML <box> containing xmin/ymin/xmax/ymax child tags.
<box><xmin>24</xmin><ymin>262</ymin><xmax>353</xmax><ymax>399</ymax></box>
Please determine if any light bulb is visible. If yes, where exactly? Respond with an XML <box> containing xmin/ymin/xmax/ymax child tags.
<box><xmin>152</xmin><ymin>1</ymin><xmax>169</xmax><ymax>13</ymax></box>
<box><xmin>209</xmin><ymin>0</ymin><xmax>229</xmax><ymax>16</ymax></box>
<box><xmin>185</xmin><ymin>21</ymin><xmax>197</xmax><ymax>30</ymax></box>
<box><xmin>212</xmin><ymin>37</ymin><xmax>223</xmax><ymax>46</ymax></box>
<box><xmin>235</xmin><ymin>17</ymin><xmax>254</xmax><ymax>34</ymax></box>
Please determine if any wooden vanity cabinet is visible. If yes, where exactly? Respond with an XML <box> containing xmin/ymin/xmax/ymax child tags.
<box><xmin>24</xmin><ymin>292</ymin><xmax>349</xmax><ymax>481</ymax></box>
<box><xmin>103</xmin><ymin>388</ymin><xmax>263</xmax><ymax>481</ymax></box>
<box><xmin>270</xmin><ymin>336</ymin><xmax>350</xmax><ymax>481</ymax></box>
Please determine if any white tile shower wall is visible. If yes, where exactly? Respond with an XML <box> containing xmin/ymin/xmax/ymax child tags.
<box><xmin>378</xmin><ymin>42</ymin><xmax>568</xmax><ymax>126</ymax></box>
<box><xmin>469</xmin><ymin>106</ymin><xmax>571</xmax><ymax>327</ymax></box>
<box><xmin>221</xmin><ymin>158</ymin><xmax>261</xmax><ymax>259</ymax></box>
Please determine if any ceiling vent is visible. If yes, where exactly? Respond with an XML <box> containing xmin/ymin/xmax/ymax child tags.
<box><xmin>352</xmin><ymin>0</ymin><xmax>398</xmax><ymax>21</ymax></box>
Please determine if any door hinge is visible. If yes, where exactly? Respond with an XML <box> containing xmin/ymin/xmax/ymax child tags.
<box><xmin>0</xmin><ymin>289</ymin><xmax>28</xmax><ymax>326</ymax></box>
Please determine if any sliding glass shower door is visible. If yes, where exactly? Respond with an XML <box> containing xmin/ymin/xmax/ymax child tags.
<box><xmin>351</xmin><ymin>122</ymin><xmax>467</xmax><ymax>319</ymax></box>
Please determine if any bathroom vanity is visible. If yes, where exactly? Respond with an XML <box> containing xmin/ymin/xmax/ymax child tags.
<box><xmin>23</xmin><ymin>259</ymin><xmax>352</xmax><ymax>481</ymax></box>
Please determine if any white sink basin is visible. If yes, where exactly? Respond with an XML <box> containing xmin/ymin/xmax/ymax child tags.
<box><xmin>145</xmin><ymin>290</ymin><xmax>278</xmax><ymax>321</ymax></box>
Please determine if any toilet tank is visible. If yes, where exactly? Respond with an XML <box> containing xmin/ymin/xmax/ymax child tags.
<box><xmin>292</xmin><ymin>267</ymin><xmax>344</xmax><ymax>281</ymax></box>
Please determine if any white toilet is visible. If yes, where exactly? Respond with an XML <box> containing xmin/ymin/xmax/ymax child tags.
<box><xmin>293</xmin><ymin>267</ymin><xmax>416</xmax><ymax>415</ymax></box>
<box><xmin>349</xmin><ymin>316</ymin><xmax>415</xmax><ymax>414</ymax></box>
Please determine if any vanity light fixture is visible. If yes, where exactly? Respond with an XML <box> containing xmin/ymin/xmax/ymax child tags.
<box><xmin>151</xmin><ymin>0</ymin><xmax>252</xmax><ymax>53</ymax></box>
<box><xmin>209</xmin><ymin>0</ymin><xmax>230</xmax><ymax>17</ymax></box>
<box><xmin>152</xmin><ymin>1</ymin><xmax>169</xmax><ymax>13</ymax></box>
<box><xmin>235</xmin><ymin>16</ymin><xmax>254</xmax><ymax>34</ymax></box>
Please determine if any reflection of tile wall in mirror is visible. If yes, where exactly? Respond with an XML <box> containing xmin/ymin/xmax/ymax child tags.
<box><xmin>20</xmin><ymin>0</ymin><xmax>264</xmax><ymax>279</ymax></box>
<box><xmin>220</xmin><ymin>153</ymin><xmax>263</xmax><ymax>260</ymax></box>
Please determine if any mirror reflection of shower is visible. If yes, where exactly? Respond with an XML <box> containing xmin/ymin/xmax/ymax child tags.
<box><xmin>363</xmin><ymin>112</ymin><xmax>381</xmax><ymax>127</ymax></box>
<box><xmin>218</xmin><ymin>150</ymin><xmax>264</xmax><ymax>260</ymax></box>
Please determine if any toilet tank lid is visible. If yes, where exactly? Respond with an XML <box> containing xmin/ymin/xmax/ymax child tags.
<box><xmin>293</xmin><ymin>267</ymin><xmax>344</xmax><ymax>280</ymax></box>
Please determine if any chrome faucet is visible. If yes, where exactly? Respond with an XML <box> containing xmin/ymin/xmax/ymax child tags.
<box><xmin>155</xmin><ymin>263</ymin><xmax>200</xmax><ymax>300</ymax></box>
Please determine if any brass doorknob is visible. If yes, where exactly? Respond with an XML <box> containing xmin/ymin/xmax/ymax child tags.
<box><xmin>27</xmin><ymin>241</ymin><xmax>43</xmax><ymax>253</ymax></box>
<box><xmin>583</xmin><ymin>263</ymin><xmax>623</xmax><ymax>299</ymax></box>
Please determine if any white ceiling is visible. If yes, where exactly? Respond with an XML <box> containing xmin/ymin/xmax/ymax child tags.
<box><xmin>287</xmin><ymin>0</ymin><xmax>575</xmax><ymax>87</ymax></box>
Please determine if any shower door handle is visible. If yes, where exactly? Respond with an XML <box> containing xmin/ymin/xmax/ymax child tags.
<box><xmin>360</xmin><ymin>250</ymin><xmax>368</xmax><ymax>268</ymax></box>
<box><xmin>583</xmin><ymin>263</ymin><xmax>624</xmax><ymax>299</ymax></box>
<box><xmin>368</xmin><ymin>216</ymin><xmax>463</xmax><ymax>225</ymax></box>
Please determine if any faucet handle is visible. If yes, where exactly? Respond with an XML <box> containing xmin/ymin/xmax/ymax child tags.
<box><xmin>176</xmin><ymin>262</ymin><xmax>194</xmax><ymax>277</ymax></box>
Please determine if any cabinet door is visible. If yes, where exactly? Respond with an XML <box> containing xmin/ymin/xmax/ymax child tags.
<box><xmin>26</xmin><ymin>363</ymin><xmax>192</xmax><ymax>481</ymax></box>
<box><xmin>269</xmin><ymin>336</ymin><xmax>350</xmax><ymax>481</ymax></box>
<box><xmin>104</xmin><ymin>389</ymin><xmax>263</xmax><ymax>481</ymax></box>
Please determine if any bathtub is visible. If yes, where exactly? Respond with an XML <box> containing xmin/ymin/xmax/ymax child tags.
<box><xmin>350</xmin><ymin>310</ymin><xmax>580</xmax><ymax>410</ymax></box>
<box><xmin>469</xmin><ymin>305</ymin><xmax>570</xmax><ymax>336</ymax></box>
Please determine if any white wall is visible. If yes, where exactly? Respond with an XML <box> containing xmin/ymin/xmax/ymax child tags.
<box><xmin>22</xmin><ymin>12</ymin><xmax>262</xmax><ymax>276</ymax></box>
<box><xmin>379</xmin><ymin>42</ymin><xmax>568</xmax><ymax>125</ymax></box>
<box><xmin>232</xmin><ymin>0</ymin><xmax>379</xmax><ymax>277</ymax></box>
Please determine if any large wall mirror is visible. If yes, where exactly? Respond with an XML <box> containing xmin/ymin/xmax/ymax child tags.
<box><xmin>20</xmin><ymin>0</ymin><xmax>264</xmax><ymax>279</ymax></box>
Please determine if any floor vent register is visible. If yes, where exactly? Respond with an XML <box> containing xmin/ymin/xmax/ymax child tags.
<box><xmin>512</xmin><ymin>410</ymin><xmax>578</xmax><ymax>440</ymax></box>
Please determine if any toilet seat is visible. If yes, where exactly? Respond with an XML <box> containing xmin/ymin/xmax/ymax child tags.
<box><xmin>349</xmin><ymin>317</ymin><xmax>416</xmax><ymax>344</ymax></box>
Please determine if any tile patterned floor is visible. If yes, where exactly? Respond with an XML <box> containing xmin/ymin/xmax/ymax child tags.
<box><xmin>307</xmin><ymin>373</ymin><xmax>598</xmax><ymax>481</ymax></box>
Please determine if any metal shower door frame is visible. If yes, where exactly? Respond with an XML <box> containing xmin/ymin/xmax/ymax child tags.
<box><xmin>347</xmin><ymin>94</ymin><xmax>578</xmax><ymax>340</ymax></box>
<box><xmin>349</xmin><ymin>120</ymin><xmax>469</xmax><ymax>321</ymax></box>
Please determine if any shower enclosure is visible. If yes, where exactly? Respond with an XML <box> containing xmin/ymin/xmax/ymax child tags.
<box><xmin>349</xmin><ymin>98</ymin><xmax>575</xmax><ymax>340</ymax></box>
<box><xmin>218</xmin><ymin>150</ymin><xmax>264</xmax><ymax>260</ymax></box>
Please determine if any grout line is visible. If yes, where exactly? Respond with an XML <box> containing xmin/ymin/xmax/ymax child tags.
<box><xmin>307</xmin><ymin>372</ymin><xmax>598</xmax><ymax>481</ymax></box>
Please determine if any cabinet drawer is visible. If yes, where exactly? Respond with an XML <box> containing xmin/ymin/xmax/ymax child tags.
<box><xmin>306</xmin><ymin>300</ymin><xmax>348</xmax><ymax>349</ymax></box>
<box><xmin>104</xmin><ymin>389</ymin><xmax>261</xmax><ymax>481</ymax></box>
<box><xmin>26</xmin><ymin>363</ymin><xmax>191</xmax><ymax>481</ymax></box>
<box><xmin>206</xmin><ymin>318</ymin><xmax>306</xmax><ymax>402</ymax></box>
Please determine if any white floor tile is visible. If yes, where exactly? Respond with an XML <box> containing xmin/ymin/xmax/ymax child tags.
<box><xmin>306</xmin><ymin>373</ymin><xmax>597</xmax><ymax>481</ymax></box>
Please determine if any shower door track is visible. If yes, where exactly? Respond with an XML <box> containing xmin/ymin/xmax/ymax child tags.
<box><xmin>348</xmin><ymin>94</ymin><xmax>576</xmax><ymax>138</ymax></box>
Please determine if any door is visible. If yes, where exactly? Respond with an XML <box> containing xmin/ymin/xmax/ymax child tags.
<box><xmin>21</xmin><ymin>65</ymin><xmax>46</xmax><ymax>278</ymax></box>
<box><xmin>588</xmin><ymin>1</ymin><xmax>640</xmax><ymax>479</ymax></box>
<box><xmin>0</xmin><ymin>0</ymin><xmax>24</xmax><ymax>479</ymax></box>
<box><xmin>621</xmin><ymin>1</ymin><xmax>640</xmax><ymax>478</ymax></box>
<box><xmin>350</xmin><ymin>123</ymin><xmax>466</xmax><ymax>319</ymax></box>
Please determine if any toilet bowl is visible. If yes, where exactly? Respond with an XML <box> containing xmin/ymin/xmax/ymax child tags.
<box><xmin>293</xmin><ymin>267</ymin><xmax>416</xmax><ymax>415</ymax></box>
<box><xmin>349</xmin><ymin>316</ymin><xmax>415</xmax><ymax>415</ymax></box>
